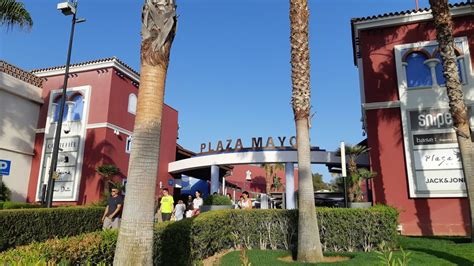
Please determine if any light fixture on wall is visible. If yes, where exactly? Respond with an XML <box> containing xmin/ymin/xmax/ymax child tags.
<box><xmin>114</xmin><ymin>129</ymin><xmax>120</xmax><ymax>135</ymax></box>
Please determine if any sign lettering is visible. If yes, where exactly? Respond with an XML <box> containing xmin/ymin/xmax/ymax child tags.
<box><xmin>199</xmin><ymin>136</ymin><xmax>299</xmax><ymax>154</ymax></box>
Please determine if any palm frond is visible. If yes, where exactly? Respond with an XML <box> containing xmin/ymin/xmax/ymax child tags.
<box><xmin>0</xmin><ymin>0</ymin><xmax>33</xmax><ymax>31</ymax></box>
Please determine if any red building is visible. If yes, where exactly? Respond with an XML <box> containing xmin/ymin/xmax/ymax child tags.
<box><xmin>352</xmin><ymin>3</ymin><xmax>473</xmax><ymax>235</ymax></box>
<box><xmin>26</xmin><ymin>57</ymin><xmax>178</xmax><ymax>204</ymax></box>
<box><xmin>225</xmin><ymin>164</ymin><xmax>299</xmax><ymax>195</ymax></box>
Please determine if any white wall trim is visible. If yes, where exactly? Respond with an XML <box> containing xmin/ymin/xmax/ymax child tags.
<box><xmin>0</xmin><ymin>146</ymin><xmax>35</xmax><ymax>156</ymax></box>
<box><xmin>34</xmin><ymin>60</ymin><xmax>140</xmax><ymax>83</ymax></box>
<box><xmin>362</xmin><ymin>101</ymin><xmax>401</xmax><ymax>110</ymax></box>
<box><xmin>35</xmin><ymin>85</ymin><xmax>91</xmax><ymax>202</ymax></box>
<box><xmin>393</xmin><ymin>37</ymin><xmax>472</xmax><ymax>198</ymax></box>
<box><xmin>86</xmin><ymin>123</ymin><xmax>133</xmax><ymax>136</ymax></box>
<box><xmin>37</xmin><ymin>122</ymin><xmax>133</xmax><ymax>136</ymax></box>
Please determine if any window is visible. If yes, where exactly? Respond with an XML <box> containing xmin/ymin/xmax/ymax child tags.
<box><xmin>402</xmin><ymin>42</ymin><xmax>467</xmax><ymax>89</ymax></box>
<box><xmin>126</xmin><ymin>135</ymin><xmax>133</xmax><ymax>154</ymax></box>
<box><xmin>53</xmin><ymin>95</ymin><xmax>68</xmax><ymax>122</ymax></box>
<box><xmin>405</xmin><ymin>51</ymin><xmax>432</xmax><ymax>88</ymax></box>
<box><xmin>70</xmin><ymin>94</ymin><xmax>84</xmax><ymax>121</ymax></box>
<box><xmin>52</xmin><ymin>93</ymin><xmax>84</xmax><ymax>122</ymax></box>
<box><xmin>128</xmin><ymin>93</ymin><xmax>137</xmax><ymax>115</ymax></box>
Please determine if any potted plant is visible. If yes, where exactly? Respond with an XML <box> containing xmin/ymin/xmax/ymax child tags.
<box><xmin>347</xmin><ymin>168</ymin><xmax>376</xmax><ymax>208</ymax></box>
<box><xmin>200</xmin><ymin>194</ymin><xmax>233</xmax><ymax>212</ymax></box>
<box><xmin>338</xmin><ymin>144</ymin><xmax>375</xmax><ymax>208</ymax></box>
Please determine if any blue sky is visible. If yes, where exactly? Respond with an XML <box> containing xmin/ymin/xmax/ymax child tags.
<box><xmin>1</xmin><ymin>0</ymin><xmax>436</xmax><ymax>181</ymax></box>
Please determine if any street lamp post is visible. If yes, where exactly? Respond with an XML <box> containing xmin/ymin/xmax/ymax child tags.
<box><xmin>45</xmin><ymin>1</ymin><xmax>85</xmax><ymax>208</ymax></box>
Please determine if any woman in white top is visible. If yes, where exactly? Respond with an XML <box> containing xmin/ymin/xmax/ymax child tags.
<box><xmin>241</xmin><ymin>191</ymin><xmax>252</xmax><ymax>209</ymax></box>
<box><xmin>192</xmin><ymin>190</ymin><xmax>203</xmax><ymax>216</ymax></box>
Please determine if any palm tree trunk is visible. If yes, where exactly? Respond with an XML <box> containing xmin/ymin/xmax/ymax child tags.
<box><xmin>295</xmin><ymin>119</ymin><xmax>324</xmax><ymax>262</ymax></box>
<box><xmin>429</xmin><ymin>0</ymin><xmax>474</xmax><ymax>242</ymax></box>
<box><xmin>114</xmin><ymin>1</ymin><xmax>177</xmax><ymax>264</ymax></box>
<box><xmin>290</xmin><ymin>0</ymin><xmax>323</xmax><ymax>262</ymax></box>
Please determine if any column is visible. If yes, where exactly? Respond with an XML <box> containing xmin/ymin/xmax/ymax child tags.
<box><xmin>211</xmin><ymin>165</ymin><xmax>219</xmax><ymax>194</ymax></box>
<box><xmin>424</xmin><ymin>58</ymin><xmax>440</xmax><ymax>87</ymax></box>
<box><xmin>65</xmin><ymin>101</ymin><xmax>75</xmax><ymax>122</ymax></box>
<box><xmin>457</xmin><ymin>56</ymin><xmax>466</xmax><ymax>83</ymax></box>
<box><xmin>285</xmin><ymin>162</ymin><xmax>296</xmax><ymax>209</ymax></box>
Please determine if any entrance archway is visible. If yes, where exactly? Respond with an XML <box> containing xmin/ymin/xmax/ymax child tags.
<box><xmin>169</xmin><ymin>149</ymin><xmax>369</xmax><ymax>209</ymax></box>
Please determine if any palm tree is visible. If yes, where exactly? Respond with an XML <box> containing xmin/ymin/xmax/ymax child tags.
<box><xmin>263</xmin><ymin>163</ymin><xmax>284</xmax><ymax>193</ymax></box>
<box><xmin>0</xmin><ymin>0</ymin><xmax>32</xmax><ymax>30</ymax></box>
<box><xmin>340</xmin><ymin>145</ymin><xmax>369</xmax><ymax>202</ymax></box>
<box><xmin>289</xmin><ymin>0</ymin><xmax>323</xmax><ymax>262</ymax></box>
<box><xmin>429</xmin><ymin>0</ymin><xmax>474</xmax><ymax>242</ymax></box>
<box><xmin>113</xmin><ymin>0</ymin><xmax>177</xmax><ymax>264</ymax></box>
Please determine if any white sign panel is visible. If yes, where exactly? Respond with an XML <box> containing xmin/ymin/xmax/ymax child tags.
<box><xmin>45</xmin><ymin>137</ymin><xmax>80</xmax><ymax>153</ymax></box>
<box><xmin>415</xmin><ymin>170</ymin><xmax>466</xmax><ymax>193</ymax></box>
<box><xmin>407</xmin><ymin>109</ymin><xmax>467</xmax><ymax>197</ymax></box>
<box><xmin>413</xmin><ymin>148</ymin><xmax>462</xmax><ymax>170</ymax></box>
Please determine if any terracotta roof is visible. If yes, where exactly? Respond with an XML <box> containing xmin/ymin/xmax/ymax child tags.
<box><xmin>0</xmin><ymin>60</ymin><xmax>43</xmax><ymax>88</ymax></box>
<box><xmin>351</xmin><ymin>1</ymin><xmax>472</xmax><ymax>23</ymax></box>
<box><xmin>31</xmin><ymin>56</ymin><xmax>140</xmax><ymax>77</ymax></box>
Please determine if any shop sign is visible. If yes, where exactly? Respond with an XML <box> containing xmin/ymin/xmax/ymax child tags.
<box><xmin>408</xmin><ymin>109</ymin><xmax>467</xmax><ymax>196</ymax></box>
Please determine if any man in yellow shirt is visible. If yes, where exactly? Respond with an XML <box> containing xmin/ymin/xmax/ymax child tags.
<box><xmin>160</xmin><ymin>188</ymin><xmax>174</xmax><ymax>221</ymax></box>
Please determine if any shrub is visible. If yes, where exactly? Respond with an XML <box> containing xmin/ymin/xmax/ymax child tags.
<box><xmin>0</xmin><ymin>183</ymin><xmax>11</xmax><ymax>202</ymax></box>
<box><xmin>0</xmin><ymin>230</ymin><xmax>117</xmax><ymax>265</ymax></box>
<box><xmin>0</xmin><ymin>206</ymin><xmax>399</xmax><ymax>264</ymax></box>
<box><xmin>0</xmin><ymin>206</ymin><xmax>104</xmax><ymax>251</ymax></box>
<box><xmin>0</xmin><ymin>201</ymin><xmax>41</xmax><ymax>210</ymax></box>
<box><xmin>203</xmin><ymin>195</ymin><xmax>233</xmax><ymax>206</ymax></box>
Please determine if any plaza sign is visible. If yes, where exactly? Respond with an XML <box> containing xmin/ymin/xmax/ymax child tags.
<box><xmin>200</xmin><ymin>136</ymin><xmax>297</xmax><ymax>154</ymax></box>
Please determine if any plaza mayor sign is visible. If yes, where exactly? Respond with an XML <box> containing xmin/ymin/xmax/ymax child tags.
<box><xmin>200</xmin><ymin>136</ymin><xmax>297</xmax><ymax>154</ymax></box>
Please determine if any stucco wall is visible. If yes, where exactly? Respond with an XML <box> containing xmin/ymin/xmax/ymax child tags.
<box><xmin>0</xmin><ymin>74</ymin><xmax>42</xmax><ymax>201</ymax></box>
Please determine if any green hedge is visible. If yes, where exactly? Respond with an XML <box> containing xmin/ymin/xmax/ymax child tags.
<box><xmin>0</xmin><ymin>206</ymin><xmax>105</xmax><ymax>251</ymax></box>
<box><xmin>0</xmin><ymin>201</ymin><xmax>41</xmax><ymax>210</ymax></box>
<box><xmin>203</xmin><ymin>194</ymin><xmax>233</xmax><ymax>205</ymax></box>
<box><xmin>0</xmin><ymin>206</ymin><xmax>398</xmax><ymax>264</ymax></box>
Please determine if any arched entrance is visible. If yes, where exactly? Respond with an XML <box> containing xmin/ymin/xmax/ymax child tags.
<box><xmin>169</xmin><ymin>148</ymin><xmax>369</xmax><ymax>209</ymax></box>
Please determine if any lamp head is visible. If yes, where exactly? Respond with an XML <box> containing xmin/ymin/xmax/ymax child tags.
<box><xmin>57</xmin><ymin>1</ymin><xmax>76</xmax><ymax>16</ymax></box>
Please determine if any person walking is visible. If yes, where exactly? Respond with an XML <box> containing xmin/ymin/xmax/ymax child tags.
<box><xmin>174</xmin><ymin>199</ymin><xmax>186</xmax><ymax>221</ymax></box>
<box><xmin>185</xmin><ymin>194</ymin><xmax>194</xmax><ymax>218</ymax></box>
<box><xmin>192</xmin><ymin>190</ymin><xmax>203</xmax><ymax>216</ymax></box>
<box><xmin>102</xmin><ymin>187</ymin><xmax>124</xmax><ymax>229</ymax></box>
<box><xmin>160</xmin><ymin>188</ymin><xmax>174</xmax><ymax>222</ymax></box>
<box><xmin>241</xmin><ymin>191</ymin><xmax>252</xmax><ymax>209</ymax></box>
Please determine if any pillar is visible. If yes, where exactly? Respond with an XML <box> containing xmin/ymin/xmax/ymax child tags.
<box><xmin>211</xmin><ymin>165</ymin><xmax>219</xmax><ymax>194</ymax></box>
<box><xmin>65</xmin><ymin>101</ymin><xmax>75</xmax><ymax>122</ymax></box>
<box><xmin>285</xmin><ymin>162</ymin><xmax>296</xmax><ymax>209</ymax></box>
<box><xmin>424</xmin><ymin>58</ymin><xmax>440</xmax><ymax>87</ymax></box>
